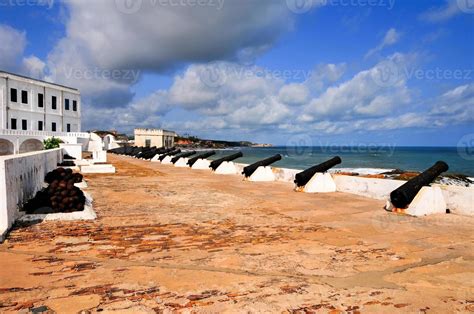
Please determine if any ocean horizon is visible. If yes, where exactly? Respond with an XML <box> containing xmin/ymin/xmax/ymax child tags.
<box><xmin>206</xmin><ymin>146</ymin><xmax>474</xmax><ymax>177</ymax></box>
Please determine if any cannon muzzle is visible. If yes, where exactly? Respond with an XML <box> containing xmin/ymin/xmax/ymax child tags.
<box><xmin>390</xmin><ymin>161</ymin><xmax>449</xmax><ymax>209</ymax></box>
<box><xmin>294</xmin><ymin>156</ymin><xmax>342</xmax><ymax>187</ymax></box>
<box><xmin>210</xmin><ymin>152</ymin><xmax>243</xmax><ymax>170</ymax></box>
<box><xmin>242</xmin><ymin>154</ymin><xmax>282</xmax><ymax>178</ymax></box>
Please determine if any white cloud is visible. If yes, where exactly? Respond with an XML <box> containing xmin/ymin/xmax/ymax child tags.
<box><xmin>42</xmin><ymin>0</ymin><xmax>294</xmax><ymax>107</ymax></box>
<box><xmin>0</xmin><ymin>24</ymin><xmax>26</xmax><ymax>71</ymax></box>
<box><xmin>278</xmin><ymin>83</ymin><xmax>309</xmax><ymax>106</ymax></box>
<box><xmin>365</xmin><ymin>28</ymin><xmax>400</xmax><ymax>58</ymax></box>
<box><xmin>420</xmin><ymin>0</ymin><xmax>462</xmax><ymax>22</ymax></box>
<box><xmin>21</xmin><ymin>56</ymin><xmax>47</xmax><ymax>79</ymax></box>
<box><xmin>302</xmin><ymin>54</ymin><xmax>411</xmax><ymax>121</ymax></box>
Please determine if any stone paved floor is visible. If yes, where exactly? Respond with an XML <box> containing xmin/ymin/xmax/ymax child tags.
<box><xmin>0</xmin><ymin>154</ymin><xmax>473</xmax><ymax>313</ymax></box>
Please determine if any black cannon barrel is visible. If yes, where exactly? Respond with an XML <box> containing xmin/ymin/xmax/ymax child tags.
<box><xmin>188</xmin><ymin>151</ymin><xmax>216</xmax><ymax>167</ymax></box>
<box><xmin>242</xmin><ymin>154</ymin><xmax>282</xmax><ymax>178</ymax></box>
<box><xmin>158</xmin><ymin>149</ymin><xmax>181</xmax><ymax>161</ymax></box>
<box><xmin>209</xmin><ymin>152</ymin><xmax>243</xmax><ymax>170</ymax></box>
<box><xmin>171</xmin><ymin>151</ymin><xmax>196</xmax><ymax>164</ymax></box>
<box><xmin>390</xmin><ymin>161</ymin><xmax>449</xmax><ymax>209</ymax></box>
<box><xmin>294</xmin><ymin>156</ymin><xmax>342</xmax><ymax>187</ymax></box>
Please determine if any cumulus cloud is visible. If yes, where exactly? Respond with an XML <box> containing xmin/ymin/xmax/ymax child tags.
<box><xmin>0</xmin><ymin>24</ymin><xmax>26</xmax><ymax>71</ymax></box>
<box><xmin>365</xmin><ymin>28</ymin><xmax>400</xmax><ymax>58</ymax></box>
<box><xmin>42</xmin><ymin>0</ymin><xmax>293</xmax><ymax>107</ymax></box>
<box><xmin>302</xmin><ymin>53</ymin><xmax>411</xmax><ymax>121</ymax></box>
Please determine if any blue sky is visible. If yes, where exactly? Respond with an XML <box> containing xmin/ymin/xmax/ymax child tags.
<box><xmin>0</xmin><ymin>0</ymin><xmax>472</xmax><ymax>145</ymax></box>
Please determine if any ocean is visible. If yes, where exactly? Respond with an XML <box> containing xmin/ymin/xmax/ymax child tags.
<box><xmin>207</xmin><ymin>146</ymin><xmax>474</xmax><ymax>177</ymax></box>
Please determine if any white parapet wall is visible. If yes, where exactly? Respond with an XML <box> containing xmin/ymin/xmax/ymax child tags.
<box><xmin>0</xmin><ymin>148</ymin><xmax>63</xmax><ymax>241</ymax></box>
<box><xmin>233</xmin><ymin>163</ymin><xmax>473</xmax><ymax>216</ymax></box>
<box><xmin>60</xmin><ymin>143</ymin><xmax>83</xmax><ymax>160</ymax></box>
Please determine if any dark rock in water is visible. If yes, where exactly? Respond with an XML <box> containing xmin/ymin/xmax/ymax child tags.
<box><xmin>382</xmin><ymin>169</ymin><xmax>405</xmax><ymax>175</ymax></box>
<box><xmin>436</xmin><ymin>174</ymin><xmax>473</xmax><ymax>187</ymax></box>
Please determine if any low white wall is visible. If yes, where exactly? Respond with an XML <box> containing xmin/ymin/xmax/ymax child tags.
<box><xmin>0</xmin><ymin>148</ymin><xmax>62</xmax><ymax>241</ymax></box>
<box><xmin>60</xmin><ymin>143</ymin><xmax>82</xmax><ymax>160</ymax></box>
<box><xmin>234</xmin><ymin>163</ymin><xmax>473</xmax><ymax>216</ymax></box>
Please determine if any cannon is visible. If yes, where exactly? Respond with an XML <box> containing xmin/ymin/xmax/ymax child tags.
<box><xmin>242</xmin><ymin>154</ymin><xmax>282</xmax><ymax>178</ymax></box>
<box><xmin>294</xmin><ymin>156</ymin><xmax>342</xmax><ymax>187</ymax></box>
<box><xmin>188</xmin><ymin>151</ymin><xmax>216</xmax><ymax>167</ymax></box>
<box><xmin>171</xmin><ymin>151</ymin><xmax>196</xmax><ymax>164</ymax></box>
<box><xmin>389</xmin><ymin>161</ymin><xmax>449</xmax><ymax>209</ymax></box>
<box><xmin>210</xmin><ymin>152</ymin><xmax>243</xmax><ymax>171</ymax></box>
<box><xmin>158</xmin><ymin>149</ymin><xmax>181</xmax><ymax>161</ymax></box>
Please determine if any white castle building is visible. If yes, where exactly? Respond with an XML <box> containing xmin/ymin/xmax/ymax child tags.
<box><xmin>0</xmin><ymin>71</ymin><xmax>91</xmax><ymax>155</ymax></box>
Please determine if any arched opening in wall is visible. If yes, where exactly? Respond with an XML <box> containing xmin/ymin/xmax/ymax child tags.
<box><xmin>0</xmin><ymin>138</ymin><xmax>14</xmax><ymax>156</ymax></box>
<box><xmin>19</xmin><ymin>139</ymin><xmax>44</xmax><ymax>154</ymax></box>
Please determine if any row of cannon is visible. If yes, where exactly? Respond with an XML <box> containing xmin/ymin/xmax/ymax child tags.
<box><xmin>109</xmin><ymin>146</ymin><xmax>449</xmax><ymax>210</ymax></box>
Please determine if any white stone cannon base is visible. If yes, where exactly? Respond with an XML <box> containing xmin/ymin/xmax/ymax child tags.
<box><xmin>246</xmin><ymin>166</ymin><xmax>276</xmax><ymax>182</ymax></box>
<box><xmin>192</xmin><ymin>159</ymin><xmax>211</xmax><ymax>170</ymax></box>
<box><xmin>161</xmin><ymin>155</ymin><xmax>173</xmax><ymax>165</ymax></box>
<box><xmin>297</xmin><ymin>172</ymin><xmax>337</xmax><ymax>193</ymax></box>
<box><xmin>174</xmin><ymin>158</ymin><xmax>189</xmax><ymax>167</ymax></box>
<box><xmin>214</xmin><ymin>161</ymin><xmax>238</xmax><ymax>175</ymax></box>
<box><xmin>151</xmin><ymin>154</ymin><xmax>162</xmax><ymax>162</ymax></box>
<box><xmin>384</xmin><ymin>186</ymin><xmax>447</xmax><ymax>217</ymax></box>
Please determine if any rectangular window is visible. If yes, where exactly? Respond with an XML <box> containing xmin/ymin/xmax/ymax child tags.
<box><xmin>21</xmin><ymin>90</ymin><xmax>28</xmax><ymax>104</ymax></box>
<box><xmin>52</xmin><ymin>122</ymin><xmax>57</xmax><ymax>132</ymax></box>
<box><xmin>145</xmin><ymin>139</ymin><xmax>151</xmax><ymax>147</ymax></box>
<box><xmin>73</xmin><ymin>100</ymin><xmax>77</xmax><ymax>111</ymax></box>
<box><xmin>52</xmin><ymin>96</ymin><xmax>57</xmax><ymax>110</ymax></box>
<box><xmin>22</xmin><ymin>119</ymin><xmax>27</xmax><ymax>130</ymax></box>
<box><xmin>65</xmin><ymin>99</ymin><xmax>70</xmax><ymax>110</ymax></box>
<box><xmin>38</xmin><ymin>93</ymin><xmax>44</xmax><ymax>107</ymax></box>
<box><xmin>11</xmin><ymin>118</ymin><xmax>17</xmax><ymax>130</ymax></box>
<box><xmin>67</xmin><ymin>123</ymin><xmax>71</xmax><ymax>132</ymax></box>
<box><xmin>38</xmin><ymin>121</ymin><xmax>43</xmax><ymax>131</ymax></box>
<box><xmin>10</xmin><ymin>88</ymin><xmax>17</xmax><ymax>102</ymax></box>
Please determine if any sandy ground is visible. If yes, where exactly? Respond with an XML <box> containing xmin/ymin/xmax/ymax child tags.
<box><xmin>0</xmin><ymin>154</ymin><xmax>473</xmax><ymax>313</ymax></box>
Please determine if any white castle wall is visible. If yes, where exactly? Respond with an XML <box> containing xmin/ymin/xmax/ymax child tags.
<box><xmin>234</xmin><ymin>163</ymin><xmax>473</xmax><ymax>216</ymax></box>
<box><xmin>0</xmin><ymin>148</ymin><xmax>63</xmax><ymax>241</ymax></box>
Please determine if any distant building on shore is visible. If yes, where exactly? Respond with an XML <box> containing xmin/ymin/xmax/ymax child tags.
<box><xmin>0</xmin><ymin>70</ymin><xmax>88</xmax><ymax>155</ymax></box>
<box><xmin>134</xmin><ymin>128</ymin><xmax>176</xmax><ymax>148</ymax></box>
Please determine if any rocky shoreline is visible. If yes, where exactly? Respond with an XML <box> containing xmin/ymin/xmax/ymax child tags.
<box><xmin>333</xmin><ymin>169</ymin><xmax>473</xmax><ymax>187</ymax></box>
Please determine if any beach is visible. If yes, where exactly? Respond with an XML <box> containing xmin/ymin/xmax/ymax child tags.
<box><xmin>1</xmin><ymin>153</ymin><xmax>473</xmax><ymax>312</ymax></box>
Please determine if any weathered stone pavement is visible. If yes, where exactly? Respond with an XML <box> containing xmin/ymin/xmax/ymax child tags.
<box><xmin>0</xmin><ymin>154</ymin><xmax>473</xmax><ymax>313</ymax></box>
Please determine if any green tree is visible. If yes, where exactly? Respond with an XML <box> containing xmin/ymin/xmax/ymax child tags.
<box><xmin>43</xmin><ymin>137</ymin><xmax>62</xmax><ymax>149</ymax></box>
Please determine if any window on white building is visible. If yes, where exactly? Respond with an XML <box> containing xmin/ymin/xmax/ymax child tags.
<box><xmin>10</xmin><ymin>88</ymin><xmax>17</xmax><ymax>102</ymax></box>
<box><xmin>52</xmin><ymin>122</ymin><xmax>57</xmax><ymax>132</ymax></box>
<box><xmin>22</xmin><ymin>119</ymin><xmax>27</xmax><ymax>130</ymax></box>
<box><xmin>38</xmin><ymin>93</ymin><xmax>44</xmax><ymax>107</ymax></box>
<box><xmin>21</xmin><ymin>91</ymin><xmax>28</xmax><ymax>104</ymax></box>
<box><xmin>38</xmin><ymin>121</ymin><xmax>43</xmax><ymax>131</ymax></box>
<box><xmin>67</xmin><ymin>123</ymin><xmax>71</xmax><ymax>132</ymax></box>
<box><xmin>73</xmin><ymin>100</ymin><xmax>77</xmax><ymax>111</ymax></box>
<box><xmin>52</xmin><ymin>96</ymin><xmax>57</xmax><ymax>110</ymax></box>
<box><xmin>65</xmin><ymin>99</ymin><xmax>70</xmax><ymax>110</ymax></box>
<box><xmin>11</xmin><ymin>118</ymin><xmax>17</xmax><ymax>130</ymax></box>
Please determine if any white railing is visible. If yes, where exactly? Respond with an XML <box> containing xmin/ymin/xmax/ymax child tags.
<box><xmin>0</xmin><ymin>129</ymin><xmax>90</xmax><ymax>138</ymax></box>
